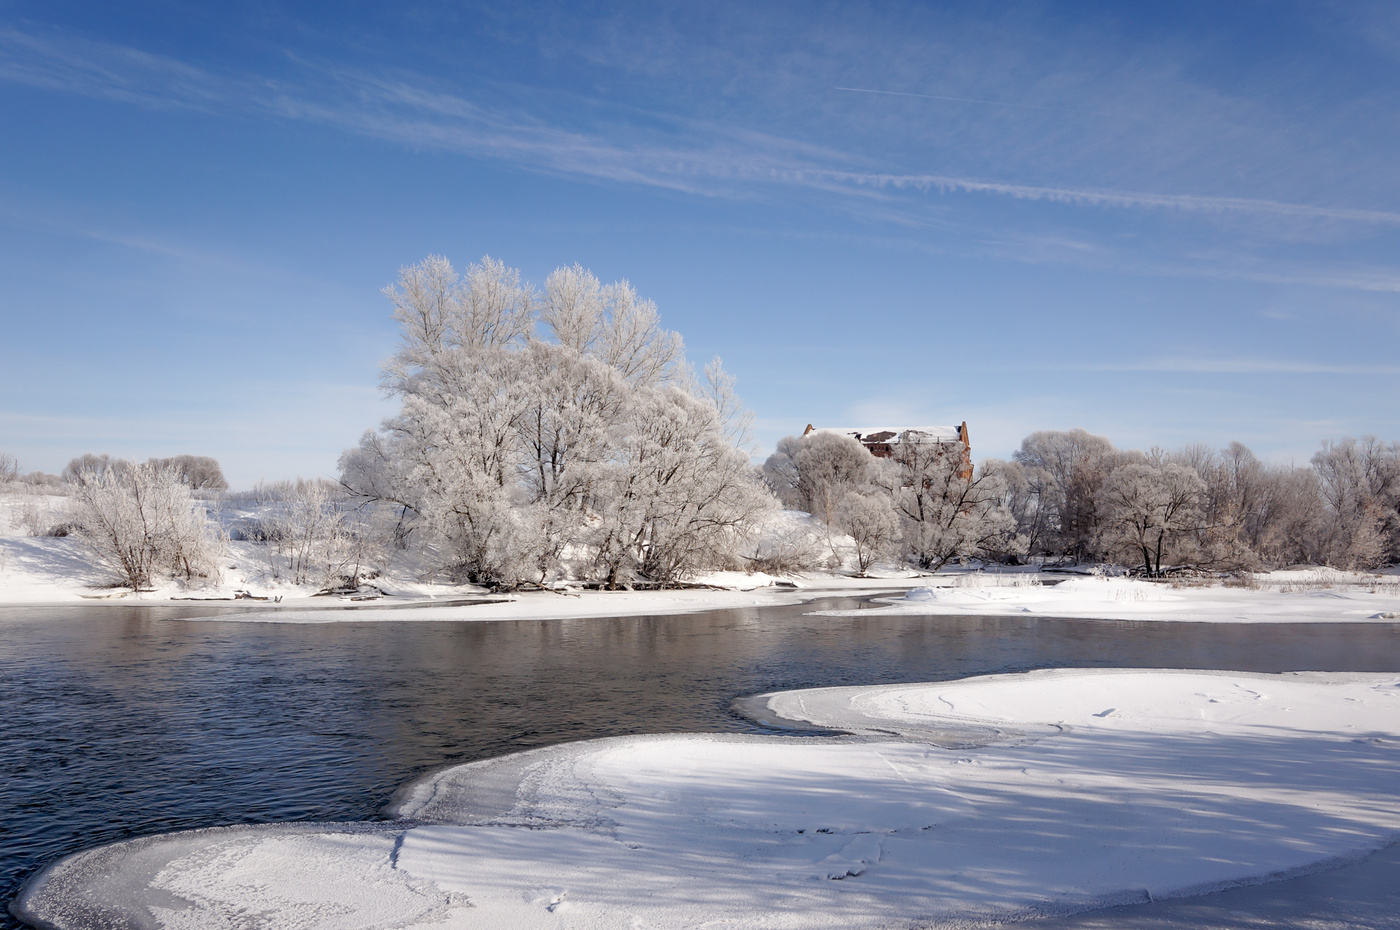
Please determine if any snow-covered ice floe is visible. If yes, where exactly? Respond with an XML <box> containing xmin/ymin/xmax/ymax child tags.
<box><xmin>17</xmin><ymin>670</ymin><xmax>1400</xmax><ymax>929</ymax></box>
<box><xmin>810</xmin><ymin>575</ymin><xmax>1400</xmax><ymax>623</ymax></box>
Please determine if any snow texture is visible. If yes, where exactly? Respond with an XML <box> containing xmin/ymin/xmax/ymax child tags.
<box><xmin>811</xmin><ymin>573</ymin><xmax>1400</xmax><ymax>623</ymax></box>
<box><xmin>17</xmin><ymin>670</ymin><xmax>1400</xmax><ymax>929</ymax></box>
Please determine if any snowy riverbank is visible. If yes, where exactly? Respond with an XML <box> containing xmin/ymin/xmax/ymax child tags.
<box><xmin>0</xmin><ymin>533</ymin><xmax>933</xmax><ymax>620</ymax></box>
<box><xmin>0</xmin><ymin>491</ymin><xmax>935</xmax><ymax>614</ymax></box>
<box><xmin>17</xmin><ymin>668</ymin><xmax>1400</xmax><ymax>929</ymax></box>
<box><xmin>3</xmin><ymin>509</ymin><xmax>1398</xmax><ymax>627</ymax></box>
<box><xmin>810</xmin><ymin>572</ymin><xmax>1400</xmax><ymax>624</ymax></box>
<box><xmin>7</xmin><ymin>489</ymin><xmax>1400</xmax><ymax>625</ymax></box>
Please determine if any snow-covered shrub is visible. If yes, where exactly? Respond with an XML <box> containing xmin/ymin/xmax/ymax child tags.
<box><xmin>67</xmin><ymin>462</ymin><xmax>224</xmax><ymax>590</ymax></box>
<box><xmin>948</xmin><ymin>572</ymin><xmax>1040</xmax><ymax>589</ymax></box>
<box><xmin>241</xmin><ymin>480</ymin><xmax>385</xmax><ymax>590</ymax></box>
<box><xmin>744</xmin><ymin>522</ymin><xmax>827</xmax><ymax>574</ymax></box>
<box><xmin>18</xmin><ymin>495</ymin><xmax>74</xmax><ymax>537</ymax></box>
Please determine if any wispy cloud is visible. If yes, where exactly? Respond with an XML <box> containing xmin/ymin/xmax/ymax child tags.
<box><xmin>0</xmin><ymin>25</ymin><xmax>232</xmax><ymax>110</ymax></box>
<box><xmin>816</xmin><ymin>171</ymin><xmax>1400</xmax><ymax>226</ymax></box>
<box><xmin>834</xmin><ymin>86</ymin><xmax>1164</xmax><ymax>121</ymax></box>
<box><xmin>1087</xmin><ymin>358</ymin><xmax>1400</xmax><ymax>375</ymax></box>
<box><xmin>4</xmin><ymin>23</ymin><xmax>1400</xmax><ymax>293</ymax></box>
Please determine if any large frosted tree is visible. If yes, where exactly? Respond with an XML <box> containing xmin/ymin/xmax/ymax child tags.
<box><xmin>340</xmin><ymin>256</ymin><xmax>772</xmax><ymax>587</ymax></box>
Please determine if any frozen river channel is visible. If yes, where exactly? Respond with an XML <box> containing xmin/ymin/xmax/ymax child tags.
<box><xmin>3</xmin><ymin>598</ymin><xmax>1400</xmax><ymax>929</ymax></box>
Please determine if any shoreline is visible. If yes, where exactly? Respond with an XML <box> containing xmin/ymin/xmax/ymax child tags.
<box><xmin>0</xmin><ymin>573</ymin><xmax>933</xmax><ymax>621</ymax></box>
<box><xmin>17</xmin><ymin>668</ymin><xmax>1400</xmax><ymax>930</ymax></box>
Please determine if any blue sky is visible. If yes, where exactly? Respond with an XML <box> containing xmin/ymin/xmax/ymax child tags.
<box><xmin>2</xmin><ymin>1</ymin><xmax>1398</xmax><ymax>487</ymax></box>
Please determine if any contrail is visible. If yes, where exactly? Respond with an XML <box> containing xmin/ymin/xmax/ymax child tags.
<box><xmin>818</xmin><ymin>169</ymin><xmax>1400</xmax><ymax>226</ymax></box>
<box><xmin>834</xmin><ymin>86</ymin><xmax>1157</xmax><ymax>121</ymax></box>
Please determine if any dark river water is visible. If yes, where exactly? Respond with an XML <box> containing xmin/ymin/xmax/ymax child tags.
<box><xmin>4</xmin><ymin>597</ymin><xmax>1400</xmax><ymax>929</ymax></box>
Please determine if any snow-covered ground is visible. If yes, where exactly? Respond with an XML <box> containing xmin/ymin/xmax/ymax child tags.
<box><xmin>0</xmin><ymin>488</ymin><xmax>931</xmax><ymax>614</ymax></box>
<box><xmin>203</xmin><ymin>581</ymin><xmax>886</xmax><ymax>623</ymax></box>
<box><xmin>809</xmin><ymin>572</ymin><xmax>1400</xmax><ymax>624</ymax></box>
<box><xmin>18</xmin><ymin>669</ymin><xmax>1400</xmax><ymax>929</ymax></box>
<box><xmin>0</xmin><ymin>489</ymin><xmax>495</xmax><ymax>605</ymax></box>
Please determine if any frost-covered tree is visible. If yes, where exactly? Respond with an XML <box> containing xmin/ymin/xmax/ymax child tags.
<box><xmin>539</xmin><ymin>263</ymin><xmax>604</xmax><ymax>353</ymax></box>
<box><xmin>149</xmin><ymin>455</ymin><xmax>228</xmax><ymax>492</ymax></box>
<box><xmin>590</xmin><ymin>386</ymin><xmax>771</xmax><ymax>585</ymax></box>
<box><xmin>63</xmin><ymin>453</ymin><xmax>119</xmax><ymax>484</ymax></box>
<box><xmin>356</xmin><ymin>256</ymin><xmax>544</xmax><ymax>584</ymax></box>
<box><xmin>760</xmin><ymin>436</ymin><xmax>805</xmax><ymax>511</ymax></box>
<box><xmin>887</xmin><ymin>443</ymin><xmax>1022</xmax><ymax>571</ymax></box>
<box><xmin>764</xmin><ymin>430</ymin><xmax>1023</xmax><ymax>572</ymax></box>
<box><xmin>342</xmin><ymin>255</ymin><xmax>772</xmax><ymax>587</ymax></box>
<box><xmin>517</xmin><ymin>341</ymin><xmax>628</xmax><ymax>510</ymax></box>
<box><xmin>700</xmin><ymin>356</ymin><xmax>755</xmax><ymax>451</ymax></box>
<box><xmin>537</xmin><ymin>263</ymin><xmax>684</xmax><ymax>389</ymax></box>
<box><xmin>0</xmin><ymin>451</ymin><xmax>17</xmax><ymax>484</ymax></box>
<box><xmin>67</xmin><ymin>462</ymin><xmax>224</xmax><ymax>589</ymax></box>
<box><xmin>1012</xmin><ymin>429</ymin><xmax>1119</xmax><ymax>561</ymax></box>
<box><xmin>761</xmin><ymin>431</ymin><xmax>876</xmax><ymax>525</ymax></box>
<box><xmin>1253</xmin><ymin>465</ymin><xmax>1327</xmax><ymax>566</ymax></box>
<box><xmin>394</xmin><ymin>348</ymin><xmax>536</xmax><ymax>584</ymax></box>
<box><xmin>1183</xmin><ymin>443</ymin><xmax>1258</xmax><ymax>569</ymax></box>
<box><xmin>834</xmin><ymin>490</ymin><xmax>900</xmax><ymax>575</ymax></box>
<box><xmin>63</xmin><ymin>454</ymin><xmax>227</xmax><ymax>493</ymax></box>
<box><xmin>979</xmin><ymin>458</ymin><xmax>1046</xmax><ymax>557</ymax></box>
<box><xmin>1099</xmin><ymin>461</ymin><xmax>1205</xmax><ymax>575</ymax></box>
<box><xmin>1183</xmin><ymin>442</ymin><xmax>1326</xmax><ymax>570</ymax></box>
<box><xmin>994</xmin><ymin>429</ymin><xmax>1400</xmax><ymax>572</ymax></box>
<box><xmin>594</xmin><ymin>281</ymin><xmax>685</xmax><ymax>389</ymax></box>
<box><xmin>1311</xmin><ymin>437</ymin><xmax>1400</xmax><ymax>569</ymax></box>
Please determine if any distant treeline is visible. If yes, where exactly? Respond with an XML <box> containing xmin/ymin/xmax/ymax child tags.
<box><xmin>5</xmin><ymin>453</ymin><xmax>227</xmax><ymax>492</ymax></box>
<box><xmin>7</xmin><ymin>423</ymin><xmax>1396</xmax><ymax>591</ymax></box>
<box><xmin>764</xmin><ymin>428</ymin><xmax>1400</xmax><ymax>575</ymax></box>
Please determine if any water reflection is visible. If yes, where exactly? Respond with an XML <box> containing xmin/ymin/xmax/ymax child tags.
<box><xmin>2</xmin><ymin>600</ymin><xmax>1398</xmax><ymax>928</ymax></box>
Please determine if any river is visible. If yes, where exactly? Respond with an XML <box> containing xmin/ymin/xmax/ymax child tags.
<box><xmin>3</xmin><ymin>597</ymin><xmax>1399</xmax><ymax>928</ymax></box>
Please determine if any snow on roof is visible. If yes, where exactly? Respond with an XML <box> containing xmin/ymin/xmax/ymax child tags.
<box><xmin>805</xmin><ymin>426</ymin><xmax>963</xmax><ymax>443</ymax></box>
